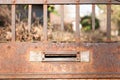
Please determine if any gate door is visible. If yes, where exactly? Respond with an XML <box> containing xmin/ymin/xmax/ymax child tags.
<box><xmin>0</xmin><ymin>0</ymin><xmax>120</xmax><ymax>79</ymax></box>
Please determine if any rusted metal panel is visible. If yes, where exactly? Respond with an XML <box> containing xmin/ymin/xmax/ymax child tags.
<box><xmin>1</xmin><ymin>0</ymin><xmax>120</xmax><ymax>4</ymax></box>
<box><xmin>0</xmin><ymin>42</ymin><xmax>119</xmax><ymax>78</ymax></box>
<box><xmin>0</xmin><ymin>0</ymin><xmax>120</xmax><ymax>79</ymax></box>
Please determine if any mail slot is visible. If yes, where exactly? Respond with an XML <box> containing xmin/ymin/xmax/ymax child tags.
<box><xmin>43</xmin><ymin>51</ymin><xmax>79</xmax><ymax>62</ymax></box>
<box><xmin>30</xmin><ymin>51</ymin><xmax>80</xmax><ymax>62</ymax></box>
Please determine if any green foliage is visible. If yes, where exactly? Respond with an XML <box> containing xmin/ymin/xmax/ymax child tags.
<box><xmin>80</xmin><ymin>16</ymin><xmax>100</xmax><ymax>31</ymax></box>
<box><xmin>48</xmin><ymin>5</ymin><xmax>59</xmax><ymax>16</ymax></box>
<box><xmin>24</xmin><ymin>5</ymin><xmax>28</xmax><ymax>10</ymax></box>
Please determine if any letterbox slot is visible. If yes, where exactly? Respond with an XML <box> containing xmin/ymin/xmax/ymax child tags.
<box><xmin>45</xmin><ymin>54</ymin><xmax>77</xmax><ymax>58</ymax></box>
<box><xmin>43</xmin><ymin>51</ymin><xmax>79</xmax><ymax>62</ymax></box>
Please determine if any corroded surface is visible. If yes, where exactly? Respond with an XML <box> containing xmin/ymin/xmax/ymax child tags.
<box><xmin>0</xmin><ymin>0</ymin><xmax>120</xmax><ymax>4</ymax></box>
<box><xmin>0</xmin><ymin>42</ymin><xmax>119</xmax><ymax>78</ymax></box>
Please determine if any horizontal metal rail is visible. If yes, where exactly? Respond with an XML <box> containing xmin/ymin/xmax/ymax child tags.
<box><xmin>0</xmin><ymin>0</ymin><xmax>120</xmax><ymax>4</ymax></box>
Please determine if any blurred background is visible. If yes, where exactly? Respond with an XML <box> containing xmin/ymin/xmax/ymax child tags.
<box><xmin>0</xmin><ymin>4</ymin><xmax>120</xmax><ymax>42</ymax></box>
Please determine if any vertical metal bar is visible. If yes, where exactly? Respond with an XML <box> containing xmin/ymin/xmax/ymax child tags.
<box><xmin>76</xmin><ymin>3</ymin><xmax>80</xmax><ymax>42</ymax></box>
<box><xmin>28</xmin><ymin>5</ymin><xmax>32</xmax><ymax>33</ymax></box>
<box><xmin>61</xmin><ymin>5</ymin><xmax>64</xmax><ymax>31</ymax></box>
<box><xmin>92</xmin><ymin>4</ymin><xmax>95</xmax><ymax>31</ymax></box>
<box><xmin>43</xmin><ymin>4</ymin><xmax>48</xmax><ymax>41</ymax></box>
<box><xmin>107</xmin><ymin>4</ymin><xmax>111</xmax><ymax>41</ymax></box>
<box><xmin>11</xmin><ymin>5</ymin><xmax>16</xmax><ymax>42</ymax></box>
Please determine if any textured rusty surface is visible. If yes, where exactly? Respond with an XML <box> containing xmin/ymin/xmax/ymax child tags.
<box><xmin>0</xmin><ymin>42</ymin><xmax>119</xmax><ymax>78</ymax></box>
<box><xmin>0</xmin><ymin>0</ymin><xmax>120</xmax><ymax>79</ymax></box>
<box><xmin>0</xmin><ymin>0</ymin><xmax>120</xmax><ymax>4</ymax></box>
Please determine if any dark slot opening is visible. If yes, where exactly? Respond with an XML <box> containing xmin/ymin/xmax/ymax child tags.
<box><xmin>45</xmin><ymin>54</ymin><xmax>76</xmax><ymax>58</ymax></box>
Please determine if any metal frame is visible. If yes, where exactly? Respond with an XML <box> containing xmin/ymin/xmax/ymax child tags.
<box><xmin>0</xmin><ymin>0</ymin><xmax>120</xmax><ymax>79</ymax></box>
<box><xmin>0</xmin><ymin>0</ymin><xmax>120</xmax><ymax>4</ymax></box>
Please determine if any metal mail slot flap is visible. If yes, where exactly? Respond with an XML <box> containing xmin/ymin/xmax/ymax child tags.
<box><xmin>30</xmin><ymin>51</ymin><xmax>80</xmax><ymax>62</ymax></box>
<box><xmin>43</xmin><ymin>51</ymin><xmax>79</xmax><ymax>62</ymax></box>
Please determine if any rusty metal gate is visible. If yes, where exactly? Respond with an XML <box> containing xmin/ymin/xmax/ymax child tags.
<box><xmin>0</xmin><ymin>0</ymin><xmax>120</xmax><ymax>79</ymax></box>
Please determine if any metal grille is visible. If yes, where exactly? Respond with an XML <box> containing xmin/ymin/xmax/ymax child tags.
<box><xmin>0</xmin><ymin>0</ymin><xmax>117</xmax><ymax>42</ymax></box>
<box><xmin>0</xmin><ymin>0</ymin><xmax>120</xmax><ymax>79</ymax></box>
